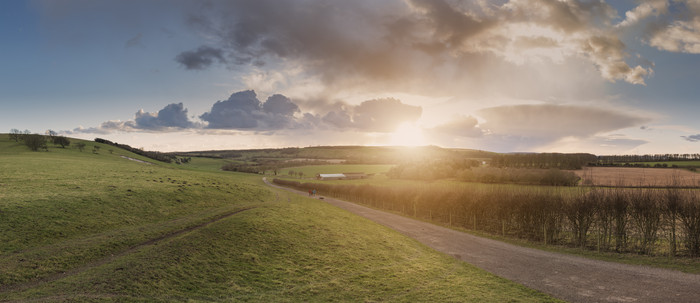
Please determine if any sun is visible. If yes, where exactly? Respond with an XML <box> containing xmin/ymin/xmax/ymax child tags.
<box><xmin>389</xmin><ymin>122</ymin><xmax>426</xmax><ymax>146</ymax></box>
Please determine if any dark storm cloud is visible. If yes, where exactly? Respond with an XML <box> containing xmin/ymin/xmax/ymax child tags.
<box><xmin>175</xmin><ymin>46</ymin><xmax>227</xmax><ymax>70</ymax></box>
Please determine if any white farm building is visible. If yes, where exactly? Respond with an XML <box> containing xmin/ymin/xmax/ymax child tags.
<box><xmin>316</xmin><ymin>172</ymin><xmax>367</xmax><ymax>181</ymax></box>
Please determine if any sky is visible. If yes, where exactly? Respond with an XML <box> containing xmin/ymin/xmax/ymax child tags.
<box><xmin>1</xmin><ymin>0</ymin><xmax>699</xmax><ymax>154</ymax></box>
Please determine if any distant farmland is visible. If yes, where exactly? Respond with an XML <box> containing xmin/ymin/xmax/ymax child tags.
<box><xmin>575</xmin><ymin>167</ymin><xmax>700</xmax><ymax>187</ymax></box>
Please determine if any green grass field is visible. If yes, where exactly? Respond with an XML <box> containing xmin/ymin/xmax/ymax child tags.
<box><xmin>0</xmin><ymin>135</ymin><xmax>558</xmax><ymax>302</ymax></box>
<box><xmin>637</xmin><ymin>161</ymin><xmax>700</xmax><ymax>167</ymax></box>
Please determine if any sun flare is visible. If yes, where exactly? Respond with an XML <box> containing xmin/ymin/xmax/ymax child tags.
<box><xmin>389</xmin><ymin>123</ymin><xmax>426</xmax><ymax>147</ymax></box>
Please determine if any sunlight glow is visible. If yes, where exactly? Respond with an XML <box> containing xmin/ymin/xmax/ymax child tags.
<box><xmin>389</xmin><ymin>122</ymin><xmax>426</xmax><ymax>147</ymax></box>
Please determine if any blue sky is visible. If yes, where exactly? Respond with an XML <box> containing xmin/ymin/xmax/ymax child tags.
<box><xmin>1</xmin><ymin>0</ymin><xmax>699</xmax><ymax>154</ymax></box>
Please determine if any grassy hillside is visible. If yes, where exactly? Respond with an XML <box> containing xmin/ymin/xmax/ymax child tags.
<box><xmin>0</xmin><ymin>135</ymin><xmax>558</xmax><ymax>302</ymax></box>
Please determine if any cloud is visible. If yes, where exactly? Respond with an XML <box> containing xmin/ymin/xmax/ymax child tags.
<box><xmin>125</xmin><ymin>33</ymin><xmax>143</xmax><ymax>48</ymax></box>
<box><xmin>429</xmin><ymin>115</ymin><xmax>483</xmax><ymax>138</ymax></box>
<box><xmin>646</xmin><ymin>0</ymin><xmax>700</xmax><ymax>54</ymax></box>
<box><xmin>68</xmin><ymin>89</ymin><xmax>422</xmax><ymax>135</ymax></box>
<box><xmin>322</xmin><ymin>98</ymin><xmax>422</xmax><ymax>132</ymax></box>
<box><xmin>199</xmin><ymin>90</ymin><xmax>312</xmax><ymax>130</ymax></box>
<box><xmin>66</xmin><ymin>103</ymin><xmax>196</xmax><ymax>134</ymax></box>
<box><xmin>134</xmin><ymin>103</ymin><xmax>194</xmax><ymax>129</ymax></box>
<box><xmin>616</xmin><ymin>0</ymin><xmax>669</xmax><ymax>28</ymax></box>
<box><xmin>175</xmin><ymin>46</ymin><xmax>227</xmax><ymax>70</ymax></box>
<box><xmin>478</xmin><ymin>104</ymin><xmax>651</xmax><ymax>142</ymax></box>
<box><xmin>682</xmin><ymin>134</ymin><xmax>700</xmax><ymax>142</ymax></box>
<box><xmin>176</xmin><ymin>0</ymin><xmax>654</xmax><ymax>95</ymax></box>
<box><xmin>580</xmin><ymin>35</ymin><xmax>653</xmax><ymax>85</ymax></box>
<box><xmin>200</xmin><ymin>90</ymin><xmax>264</xmax><ymax>129</ymax></box>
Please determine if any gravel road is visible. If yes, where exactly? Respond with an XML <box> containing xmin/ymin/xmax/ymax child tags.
<box><xmin>265</xmin><ymin>179</ymin><xmax>700</xmax><ymax>303</ymax></box>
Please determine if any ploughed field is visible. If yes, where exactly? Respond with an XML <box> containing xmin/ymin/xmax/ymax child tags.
<box><xmin>575</xmin><ymin>167</ymin><xmax>700</xmax><ymax>187</ymax></box>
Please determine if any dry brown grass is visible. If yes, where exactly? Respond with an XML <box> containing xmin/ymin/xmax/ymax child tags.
<box><xmin>574</xmin><ymin>167</ymin><xmax>700</xmax><ymax>187</ymax></box>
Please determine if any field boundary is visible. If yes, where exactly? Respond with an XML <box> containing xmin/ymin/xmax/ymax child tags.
<box><xmin>265</xmin><ymin>178</ymin><xmax>700</xmax><ymax>303</ymax></box>
<box><xmin>0</xmin><ymin>207</ymin><xmax>257</xmax><ymax>295</ymax></box>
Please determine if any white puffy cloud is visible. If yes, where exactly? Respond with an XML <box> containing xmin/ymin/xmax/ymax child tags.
<box><xmin>644</xmin><ymin>0</ymin><xmax>700</xmax><ymax>54</ymax></box>
<box><xmin>616</xmin><ymin>0</ymin><xmax>669</xmax><ymax>28</ymax></box>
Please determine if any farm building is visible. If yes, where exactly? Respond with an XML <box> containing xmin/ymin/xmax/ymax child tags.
<box><xmin>342</xmin><ymin>172</ymin><xmax>367</xmax><ymax>180</ymax></box>
<box><xmin>317</xmin><ymin>173</ymin><xmax>347</xmax><ymax>181</ymax></box>
<box><xmin>316</xmin><ymin>172</ymin><xmax>367</xmax><ymax>181</ymax></box>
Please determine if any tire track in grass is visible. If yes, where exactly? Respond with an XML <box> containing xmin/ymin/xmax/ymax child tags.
<box><xmin>265</xmin><ymin>178</ymin><xmax>700</xmax><ymax>303</ymax></box>
<box><xmin>0</xmin><ymin>206</ymin><xmax>257</xmax><ymax>295</ymax></box>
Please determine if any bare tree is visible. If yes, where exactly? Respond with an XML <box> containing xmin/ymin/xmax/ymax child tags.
<box><xmin>52</xmin><ymin>136</ymin><xmax>70</xmax><ymax>148</ymax></box>
<box><xmin>24</xmin><ymin>134</ymin><xmax>47</xmax><ymax>151</ymax></box>
<box><xmin>9</xmin><ymin>129</ymin><xmax>21</xmax><ymax>142</ymax></box>
<box><xmin>75</xmin><ymin>142</ymin><xmax>86</xmax><ymax>152</ymax></box>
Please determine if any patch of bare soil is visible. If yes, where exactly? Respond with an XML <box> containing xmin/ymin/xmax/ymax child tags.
<box><xmin>266</xmin><ymin>178</ymin><xmax>700</xmax><ymax>303</ymax></box>
<box><xmin>120</xmin><ymin>155</ymin><xmax>152</xmax><ymax>165</ymax></box>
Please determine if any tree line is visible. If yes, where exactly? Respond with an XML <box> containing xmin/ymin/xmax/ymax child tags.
<box><xmin>274</xmin><ymin>179</ymin><xmax>700</xmax><ymax>257</ymax></box>
<box><xmin>93</xmin><ymin>138</ymin><xmax>190</xmax><ymax>164</ymax></box>
<box><xmin>490</xmin><ymin>153</ymin><xmax>597</xmax><ymax>170</ymax></box>
<box><xmin>598</xmin><ymin>154</ymin><xmax>700</xmax><ymax>164</ymax></box>
<box><xmin>221</xmin><ymin>159</ymin><xmax>329</xmax><ymax>174</ymax></box>
<box><xmin>9</xmin><ymin>129</ymin><xmax>70</xmax><ymax>151</ymax></box>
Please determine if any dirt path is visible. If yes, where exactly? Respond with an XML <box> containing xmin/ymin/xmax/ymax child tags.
<box><xmin>0</xmin><ymin>207</ymin><xmax>256</xmax><ymax>295</ymax></box>
<box><xmin>265</xmin><ymin>179</ymin><xmax>700</xmax><ymax>303</ymax></box>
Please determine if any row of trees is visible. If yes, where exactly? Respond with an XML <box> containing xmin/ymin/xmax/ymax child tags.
<box><xmin>221</xmin><ymin>159</ymin><xmax>328</xmax><ymax>174</ymax></box>
<box><xmin>490</xmin><ymin>153</ymin><xmax>597</xmax><ymax>170</ymax></box>
<box><xmin>9</xmin><ymin>129</ymin><xmax>71</xmax><ymax>151</ymax></box>
<box><xmin>598</xmin><ymin>154</ymin><xmax>700</xmax><ymax>164</ymax></box>
<box><xmin>274</xmin><ymin>179</ymin><xmax>700</xmax><ymax>257</ymax></box>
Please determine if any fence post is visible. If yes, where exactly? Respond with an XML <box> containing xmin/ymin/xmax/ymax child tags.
<box><xmin>449</xmin><ymin>213</ymin><xmax>452</xmax><ymax>226</ymax></box>
<box><xmin>473</xmin><ymin>214</ymin><xmax>477</xmax><ymax>230</ymax></box>
<box><xmin>597</xmin><ymin>224</ymin><xmax>601</xmax><ymax>253</ymax></box>
<box><xmin>544</xmin><ymin>224</ymin><xmax>548</xmax><ymax>245</ymax></box>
